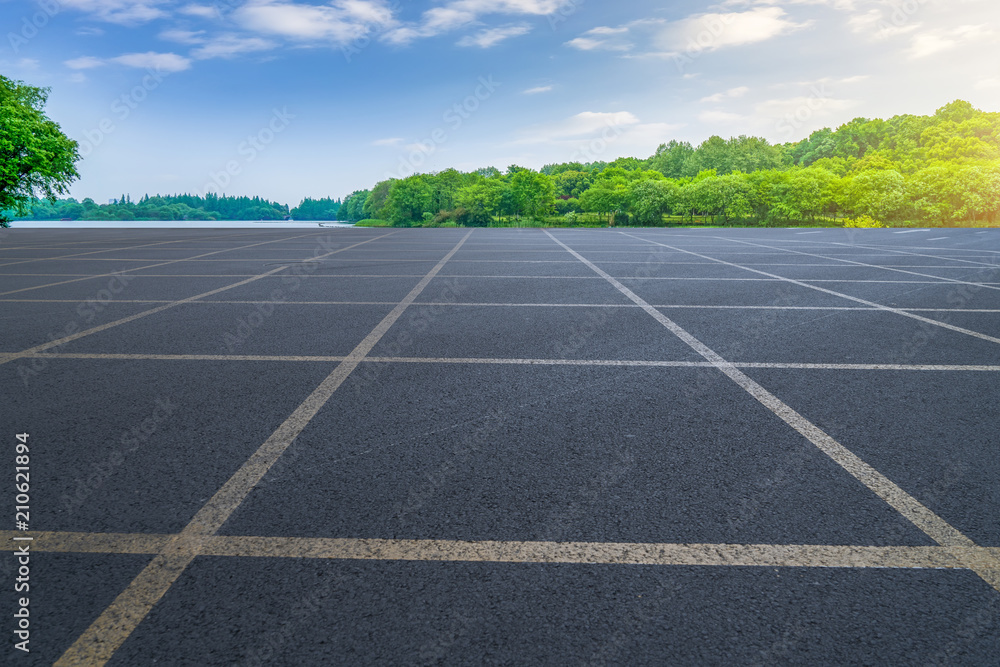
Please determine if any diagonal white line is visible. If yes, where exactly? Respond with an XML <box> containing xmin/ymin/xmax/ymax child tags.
<box><xmin>619</xmin><ymin>233</ymin><xmax>1000</xmax><ymax>346</ymax></box>
<box><xmin>55</xmin><ymin>231</ymin><xmax>473</xmax><ymax>666</ymax></box>
<box><xmin>545</xmin><ymin>230</ymin><xmax>999</xmax><ymax>591</ymax></box>
<box><xmin>0</xmin><ymin>230</ymin><xmax>266</xmax><ymax>268</ymax></box>
<box><xmin>721</xmin><ymin>237</ymin><xmax>1000</xmax><ymax>292</ymax></box>
<box><xmin>0</xmin><ymin>233</ymin><xmax>395</xmax><ymax>367</ymax></box>
<box><xmin>0</xmin><ymin>230</ymin><xmax>336</xmax><ymax>296</ymax></box>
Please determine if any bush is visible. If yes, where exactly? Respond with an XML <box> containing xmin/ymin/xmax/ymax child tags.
<box><xmin>353</xmin><ymin>219</ymin><xmax>391</xmax><ymax>227</ymax></box>
<box><xmin>842</xmin><ymin>215</ymin><xmax>887</xmax><ymax>228</ymax></box>
<box><xmin>432</xmin><ymin>207</ymin><xmax>493</xmax><ymax>227</ymax></box>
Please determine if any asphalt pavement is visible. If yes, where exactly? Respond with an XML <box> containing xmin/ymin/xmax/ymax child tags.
<box><xmin>1</xmin><ymin>225</ymin><xmax>998</xmax><ymax>665</ymax></box>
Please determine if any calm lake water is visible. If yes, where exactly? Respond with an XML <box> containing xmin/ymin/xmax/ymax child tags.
<box><xmin>8</xmin><ymin>221</ymin><xmax>354</xmax><ymax>229</ymax></box>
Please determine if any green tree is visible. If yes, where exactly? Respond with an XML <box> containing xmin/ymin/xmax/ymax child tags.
<box><xmin>649</xmin><ymin>140</ymin><xmax>695</xmax><ymax>178</ymax></box>
<box><xmin>840</xmin><ymin>169</ymin><xmax>906</xmax><ymax>221</ymax></box>
<box><xmin>383</xmin><ymin>175</ymin><xmax>432</xmax><ymax>226</ymax></box>
<box><xmin>0</xmin><ymin>76</ymin><xmax>81</xmax><ymax>226</ymax></box>
<box><xmin>455</xmin><ymin>177</ymin><xmax>506</xmax><ymax>222</ymax></box>
<box><xmin>508</xmin><ymin>169</ymin><xmax>555</xmax><ymax>219</ymax></box>
<box><xmin>628</xmin><ymin>178</ymin><xmax>678</xmax><ymax>226</ymax></box>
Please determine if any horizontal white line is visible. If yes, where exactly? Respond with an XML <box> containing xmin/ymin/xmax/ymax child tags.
<box><xmin>20</xmin><ymin>352</ymin><xmax>1000</xmax><ymax>371</ymax></box>
<box><xmin>4</xmin><ymin>273</ymin><xmax>997</xmax><ymax>285</ymax></box>
<box><xmin>4</xmin><ymin>298</ymin><xmax>1000</xmax><ymax>314</ymax></box>
<box><xmin>2</xmin><ymin>530</ymin><xmax>995</xmax><ymax>570</ymax></box>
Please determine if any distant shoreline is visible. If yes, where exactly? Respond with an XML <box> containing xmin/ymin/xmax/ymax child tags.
<box><xmin>8</xmin><ymin>221</ymin><xmax>355</xmax><ymax>229</ymax></box>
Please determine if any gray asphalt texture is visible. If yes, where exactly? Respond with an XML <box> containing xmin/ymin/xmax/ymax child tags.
<box><xmin>1</xmin><ymin>226</ymin><xmax>999</xmax><ymax>665</ymax></box>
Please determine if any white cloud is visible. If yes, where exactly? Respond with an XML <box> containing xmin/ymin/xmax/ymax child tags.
<box><xmin>848</xmin><ymin>9</ymin><xmax>921</xmax><ymax>40</ymax></box>
<box><xmin>726</xmin><ymin>0</ymin><xmax>856</xmax><ymax>8</ymax></box>
<box><xmin>179</xmin><ymin>4</ymin><xmax>219</xmax><ymax>19</ymax></box>
<box><xmin>975</xmin><ymin>78</ymin><xmax>1000</xmax><ymax>90</ymax></box>
<box><xmin>513</xmin><ymin>111</ymin><xmax>682</xmax><ymax>164</ymax></box>
<box><xmin>755</xmin><ymin>96</ymin><xmax>859</xmax><ymax>117</ymax></box>
<box><xmin>64</xmin><ymin>56</ymin><xmax>106</xmax><ymax>69</ymax></box>
<box><xmin>566</xmin><ymin>8</ymin><xmax>809</xmax><ymax>57</ymax></box>
<box><xmin>457</xmin><ymin>24</ymin><xmax>531</xmax><ymax>47</ymax></box>
<box><xmin>0</xmin><ymin>58</ymin><xmax>40</xmax><ymax>73</ymax></box>
<box><xmin>698</xmin><ymin>110</ymin><xmax>746</xmax><ymax>124</ymax></box>
<box><xmin>384</xmin><ymin>0</ymin><xmax>566</xmax><ymax>45</ymax></box>
<box><xmin>59</xmin><ymin>0</ymin><xmax>167</xmax><ymax>24</ymax></box>
<box><xmin>64</xmin><ymin>51</ymin><xmax>192</xmax><ymax>72</ymax></box>
<box><xmin>110</xmin><ymin>52</ymin><xmax>193</xmax><ymax>72</ymax></box>
<box><xmin>522</xmin><ymin>85</ymin><xmax>553</xmax><ymax>94</ymax></box>
<box><xmin>159</xmin><ymin>29</ymin><xmax>207</xmax><ymax>44</ymax></box>
<box><xmin>564</xmin><ymin>37</ymin><xmax>617</xmax><ymax>51</ymax></box>
<box><xmin>907</xmin><ymin>24</ymin><xmax>992</xmax><ymax>58</ymax></box>
<box><xmin>373</xmin><ymin>137</ymin><xmax>404</xmax><ymax>146</ymax></box>
<box><xmin>657</xmin><ymin>7</ymin><xmax>812</xmax><ymax>54</ymax></box>
<box><xmin>563</xmin><ymin>22</ymin><xmax>644</xmax><ymax>52</ymax></box>
<box><xmin>770</xmin><ymin>75</ymin><xmax>868</xmax><ymax>89</ymax></box>
<box><xmin>191</xmin><ymin>35</ymin><xmax>278</xmax><ymax>59</ymax></box>
<box><xmin>237</xmin><ymin>0</ymin><xmax>396</xmax><ymax>43</ymax></box>
<box><xmin>516</xmin><ymin>111</ymin><xmax>641</xmax><ymax>144</ymax></box>
<box><xmin>701</xmin><ymin>86</ymin><xmax>750</xmax><ymax>103</ymax></box>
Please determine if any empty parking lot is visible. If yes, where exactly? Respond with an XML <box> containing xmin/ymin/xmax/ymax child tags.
<box><xmin>1</xmin><ymin>226</ymin><xmax>999</xmax><ymax>665</ymax></box>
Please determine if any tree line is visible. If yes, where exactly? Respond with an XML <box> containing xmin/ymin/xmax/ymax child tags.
<box><xmin>5</xmin><ymin>78</ymin><xmax>996</xmax><ymax>230</ymax></box>
<box><xmin>337</xmin><ymin>100</ymin><xmax>1000</xmax><ymax>227</ymax></box>
<box><xmin>9</xmin><ymin>193</ymin><xmax>341</xmax><ymax>221</ymax></box>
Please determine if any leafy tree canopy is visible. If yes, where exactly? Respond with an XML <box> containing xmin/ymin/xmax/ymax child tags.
<box><xmin>0</xmin><ymin>76</ymin><xmax>80</xmax><ymax>226</ymax></box>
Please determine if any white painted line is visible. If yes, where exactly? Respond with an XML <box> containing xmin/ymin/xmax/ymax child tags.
<box><xmin>0</xmin><ymin>230</ymin><xmax>265</xmax><ymax>269</ymax></box>
<box><xmin>927</xmin><ymin>237</ymin><xmax>948</xmax><ymax>242</ymax></box>
<box><xmin>720</xmin><ymin>238</ymin><xmax>1000</xmax><ymax>293</ymax></box>
<box><xmin>0</xmin><ymin>231</ymin><xmax>335</xmax><ymax>297</ymax></box>
<box><xmin>0</xmin><ymin>234</ymin><xmax>396</xmax><ymax>368</ymax></box>
<box><xmin>3</xmin><ymin>529</ymin><xmax>984</xmax><ymax>571</ymax></box>
<box><xmin>550</xmin><ymin>231</ymin><xmax>997</xmax><ymax>587</ymax></box>
<box><xmin>796</xmin><ymin>231</ymin><xmax>822</xmax><ymax>235</ymax></box>
<box><xmin>628</xmin><ymin>237</ymin><xmax>1000</xmax><ymax>346</ymax></box>
<box><xmin>894</xmin><ymin>230</ymin><xmax>925</xmax><ymax>234</ymax></box>
<box><xmin>55</xmin><ymin>231</ymin><xmax>473</xmax><ymax>667</ymax></box>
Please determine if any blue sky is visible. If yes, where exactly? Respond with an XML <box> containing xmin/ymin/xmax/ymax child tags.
<box><xmin>2</xmin><ymin>0</ymin><xmax>999</xmax><ymax>205</ymax></box>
